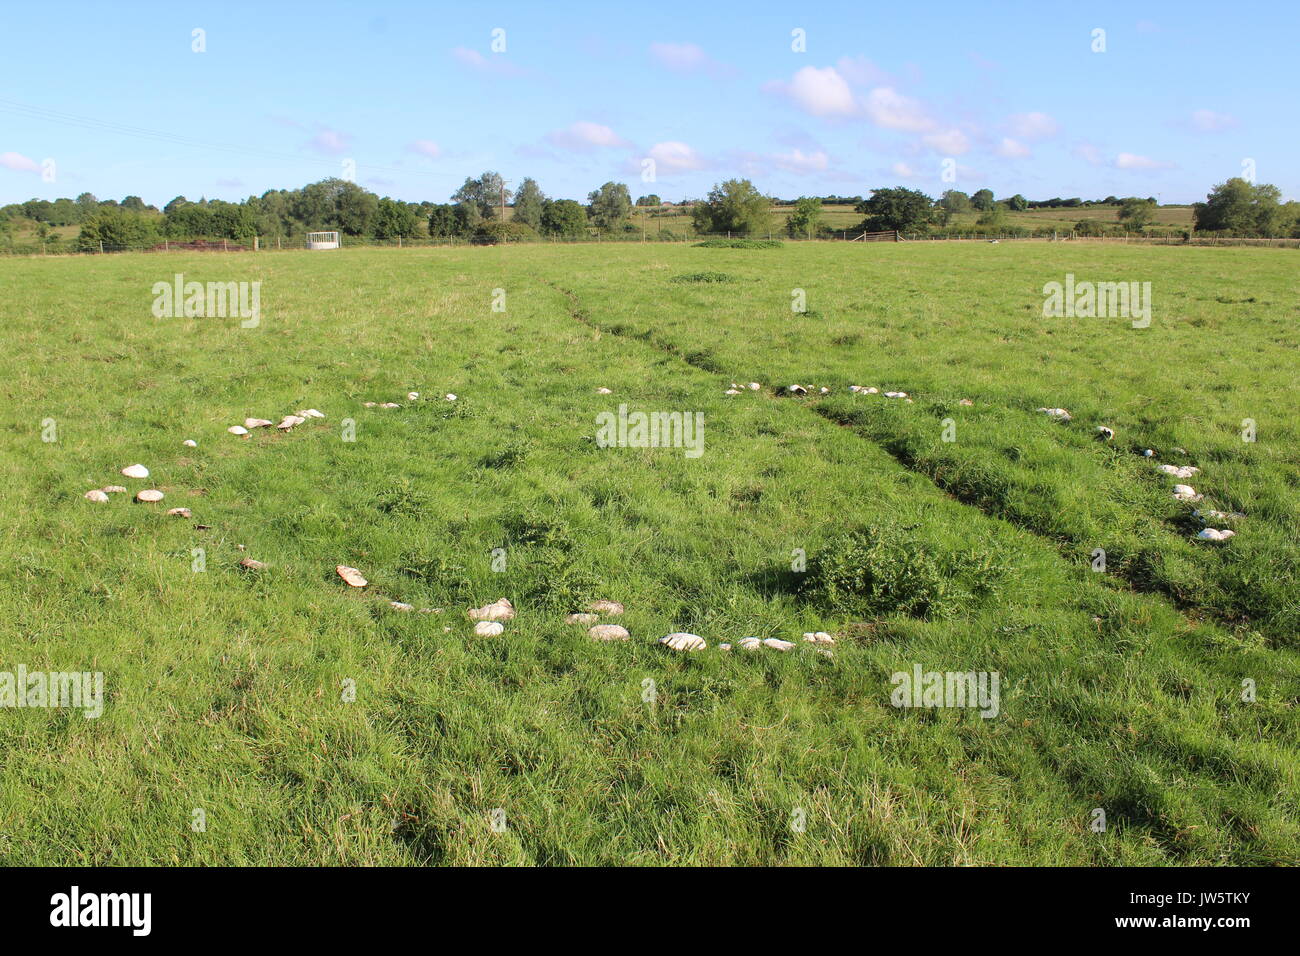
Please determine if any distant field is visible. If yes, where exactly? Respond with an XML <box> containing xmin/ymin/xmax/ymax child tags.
<box><xmin>0</xmin><ymin>243</ymin><xmax>1295</xmax><ymax>864</ymax></box>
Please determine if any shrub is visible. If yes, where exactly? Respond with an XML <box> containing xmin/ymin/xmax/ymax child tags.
<box><xmin>798</xmin><ymin>525</ymin><xmax>1007</xmax><ymax>620</ymax></box>
<box><xmin>471</xmin><ymin>221</ymin><xmax>539</xmax><ymax>244</ymax></box>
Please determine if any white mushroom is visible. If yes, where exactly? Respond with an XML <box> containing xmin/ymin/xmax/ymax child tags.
<box><xmin>166</xmin><ymin>507</ymin><xmax>192</xmax><ymax>518</ymax></box>
<box><xmin>102</xmin><ymin>485</ymin><xmax>127</xmax><ymax>494</ymax></box>
<box><xmin>1196</xmin><ymin>528</ymin><xmax>1236</xmax><ymax>542</ymax></box>
<box><xmin>724</xmin><ymin>388</ymin><xmax>742</xmax><ymax>395</ymax></box>
<box><xmin>336</xmin><ymin>565</ymin><xmax>368</xmax><ymax>588</ymax></box>
<box><xmin>474</xmin><ymin>621</ymin><xmax>505</xmax><ymax>637</ymax></box>
<box><xmin>182</xmin><ymin>439</ymin><xmax>197</xmax><ymax>448</ymax></box>
<box><xmin>135</xmin><ymin>489</ymin><xmax>164</xmax><ymax>502</ymax></box>
<box><xmin>296</xmin><ymin>409</ymin><xmax>326</xmax><ymax>419</ymax></box>
<box><xmin>736</xmin><ymin>637</ymin><xmax>762</xmax><ymax>651</ymax></box>
<box><xmin>588</xmin><ymin>600</ymin><xmax>625</xmax><ymax>616</ymax></box>
<box><xmin>1171</xmin><ymin>484</ymin><xmax>1202</xmax><ymax>502</ymax></box>
<box><xmin>885</xmin><ymin>391</ymin><xmax>908</xmax><ymax>399</ymax></box>
<box><xmin>588</xmin><ymin>624</ymin><xmax>630</xmax><ymax>642</ymax></box>
<box><xmin>565</xmin><ymin>613</ymin><xmax>600</xmax><ymax>625</ymax></box>
<box><xmin>1157</xmin><ymin>464</ymin><xmax>1199</xmax><ymax>478</ymax></box>
<box><xmin>802</xmin><ymin>631</ymin><xmax>835</xmax><ymax>645</ymax></box>
<box><xmin>239</xmin><ymin>557</ymin><xmax>267</xmax><ymax>571</ymax></box>
<box><xmin>84</xmin><ymin>489</ymin><xmax>109</xmax><ymax>503</ymax></box>
<box><xmin>762</xmin><ymin>638</ymin><xmax>796</xmax><ymax>652</ymax></box>
<box><xmin>228</xmin><ymin>425</ymin><xmax>249</xmax><ymax>436</ymax></box>
<box><xmin>468</xmin><ymin>598</ymin><xmax>515</xmax><ymax>622</ymax></box>
<box><xmin>787</xmin><ymin>385</ymin><xmax>807</xmax><ymax>396</ymax></box>
<box><xmin>445</xmin><ymin>394</ymin><xmax>457</xmax><ymax>401</ymax></box>
<box><xmin>407</xmin><ymin>392</ymin><xmax>419</xmax><ymax>401</ymax></box>
<box><xmin>660</xmin><ymin>632</ymin><xmax>706</xmax><ymax>652</ymax></box>
<box><xmin>276</xmin><ymin>415</ymin><xmax>307</xmax><ymax>430</ymax></box>
<box><xmin>244</xmin><ymin>418</ymin><xmax>274</xmax><ymax>429</ymax></box>
<box><xmin>596</xmin><ymin>387</ymin><xmax>612</xmax><ymax>395</ymax></box>
<box><xmin>121</xmin><ymin>464</ymin><xmax>149</xmax><ymax>479</ymax></box>
<box><xmin>747</xmin><ymin>383</ymin><xmax>761</xmax><ymax>391</ymax></box>
<box><xmin>389</xmin><ymin>601</ymin><xmax>414</xmax><ymax>612</ymax></box>
<box><xmin>958</xmin><ymin>398</ymin><xmax>974</xmax><ymax>406</ymax></box>
<box><xmin>1037</xmin><ymin>407</ymin><xmax>1071</xmax><ymax>422</ymax></box>
<box><xmin>1096</xmin><ymin>426</ymin><xmax>1114</xmax><ymax>440</ymax></box>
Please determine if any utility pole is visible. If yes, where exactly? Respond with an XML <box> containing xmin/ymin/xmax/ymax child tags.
<box><xmin>500</xmin><ymin>180</ymin><xmax>511</xmax><ymax>222</ymax></box>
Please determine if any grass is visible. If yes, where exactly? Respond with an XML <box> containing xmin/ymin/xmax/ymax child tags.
<box><xmin>0</xmin><ymin>242</ymin><xmax>1295</xmax><ymax>865</ymax></box>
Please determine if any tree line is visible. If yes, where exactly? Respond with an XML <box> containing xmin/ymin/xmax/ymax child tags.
<box><xmin>2</xmin><ymin>173</ymin><xmax>1295</xmax><ymax>249</ymax></box>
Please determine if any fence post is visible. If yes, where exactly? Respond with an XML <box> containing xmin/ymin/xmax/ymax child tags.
<box><xmin>223</xmin><ymin>238</ymin><xmax>228</xmax><ymax>252</ymax></box>
<box><xmin>99</xmin><ymin>240</ymin><xmax>104</xmax><ymax>254</ymax></box>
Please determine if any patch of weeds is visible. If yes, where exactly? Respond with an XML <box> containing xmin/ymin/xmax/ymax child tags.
<box><xmin>373</xmin><ymin>480</ymin><xmax>431</xmax><ymax>517</ymax></box>
<box><xmin>830</xmin><ymin>332</ymin><xmax>861</xmax><ymax>346</ymax></box>
<box><xmin>398</xmin><ymin>550</ymin><xmax>472</xmax><ymax>595</ymax></box>
<box><xmin>671</xmin><ymin>271</ymin><xmax>734</xmax><ymax>283</ymax></box>
<box><xmin>799</xmin><ymin>524</ymin><xmax>1008</xmax><ymax>619</ymax></box>
<box><xmin>502</xmin><ymin>508</ymin><xmax>577</xmax><ymax>552</ymax></box>
<box><xmin>481</xmin><ymin>439</ymin><xmax>531</xmax><ymax>470</ymax></box>
<box><xmin>693</xmin><ymin>239</ymin><xmax>783</xmax><ymax>249</ymax></box>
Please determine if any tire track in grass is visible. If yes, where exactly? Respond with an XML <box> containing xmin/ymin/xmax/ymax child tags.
<box><xmin>810</xmin><ymin>397</ymin><xmax>1296</xmax><ymax>647</ymax></box>
<box><xmin>548</xmin><ymin>280</ymin><xmax>1256</xmax><ymax>640</ymax></box>
<box><xmin>547</xmin><ymin>282</ymin><xmax>1300</xmax><ymax>858</ymax></box>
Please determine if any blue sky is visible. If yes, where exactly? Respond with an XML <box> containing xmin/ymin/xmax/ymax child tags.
<box><xmin>1</xmin><ymin>0</ymin><xmax>1295</xmax><ymax>206</ymax></box>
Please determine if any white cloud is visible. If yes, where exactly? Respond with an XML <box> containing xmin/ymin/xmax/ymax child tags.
<box><xmin>765</xmin><ymin>65</ymin><xmax>857</xmax><ymax>117</ymax></box>
<box><xmin>1007</xmin><ymin>112</ymin><xmax>1059</xmax><ymax>140</ymax></box>
<box><xmin>1190</xmin><ymin>109</ymin><xmax>1238</xmax><ymax>132</ymax></box>
<box><xmin>834</xmin><ymin>55</ymin><xmax>889</xmax><ymax>87</ymax></box>
<box><xmin>0</xmin><ymin>151</ymin><xmax>40</xmax><ymax>173</ymax></box>
<box><xmin>1073</xmin><ymin>142</ymin><xmax>1104</xmax><ymax>166</ymax></box>
<box><xmin>649</xmin><ymin>42</ymin><xmax>722</xmax><ymax>74</ymax></box>
<box><xmin>922</xmin><ymin>128</ymin><xmax>971</xmax><ymax>155</ymax></box>
<box><xmin>891</xmin><ymin>161</ymin><xmax>921</xmax><ymax>179</ymax></box>
<box><xmin>996</xmin><ymin>137</ymin><xmax>1031</xmax><ymax>159</ymax></box>
<box><xmin>647</xmin><ymin>141</ymin><xmax>706</xmax><ymax>172</ymax></box>
<box><xmin>308</xmin><ymin>128</ymin><xmax>351</xmax><ymax>155</ymax></box>
<box><xmin>408</xmin><ymin>139</ymin><xmax>442</xmax><ymax>159</ymax></box>
<box><xmin>773</xmin><ymin>149</ymin><xmax>830</xmax><ymax>173</ymax></box>
<box><xmin>450</xmin><ymin>46</ymin><xmax>524</xmax><ymax>76</ymax></box>
<box><xmin>546</xmin><ymin>121</ymin><xmax>628</xmax><ymax>151</ymax></box>
<box><xmin>1115</xmin><ymin>152</ymin><xmax>1175</xmax><ymax>170</ymax></box>
<box><xmin>862</xmin><ymin>87</ymin><xmax>935</xmax><ymax>133</ymax></box>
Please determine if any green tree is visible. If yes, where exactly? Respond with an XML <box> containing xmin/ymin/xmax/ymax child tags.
<box><xmin>373</xmin><ymin>198</ymin><xmax>420</xmax><ymax>238</ymax></box>
<box><xmin>1118</xmin><ymin>197</ymin><xmax>1156</xmax><ymax>231</ymax></box>
<box><xmin>540</xmin><ymin>199</ymin><xmax>588</xmax><ymax>237</ymax></box>
<box><xmin>77</xmin><ymin>209</ymin><xmax>159</xmax><ymax>251</ymax></box>
<box><xmin>939</xmin><ymin>190</ymin><xmax>971</xmax><ymax>214</ymax></box>
<box><xmin>587</xmin><ymin>182</ymin><xmax>632</xmax><ymax>231</ymax></box>
<box><xmin>635</xmin><ymin>194</ymin><xmax>661</xmax><ymax>207</ymax></box>
<box><xmin>786</xmin><ymin>196</ymin><xmax>823</xmax><ymax>238</ymax></box>
<box><xmin>453</xmin><ymin>171</ymin><xmax>510</xmax><ymax>219</ymax></box>
<box><xmin>855</xmin><ymin>187</ymin><xmax>935</xmax><ymax>232</ymax></box>
<box><xmin>512</xmin><ymin>177</ymin><xmax>546</xmax><ymax>230</ymax></box>
<box><xmin>971</xmin><ymin>188</ymin><xmax>995</xmax><ymax>211</ymax></box>
<box><xmin>1190</xmin><ymin>180</ymin><xmax>1284</xmax><ymax>238</ymax></box>
<box><xmin>74</xmin><ymin>192</ymin><xmax>99</xmax><ymax>222</ymax></box>
<box><xmin>1007</xmin><ymin>194</ymin><xmax>1029</xmax><ymax>212</ymax></box>
<box><xmin>692</xmin><ymin>179</ymin><xmax>772</xmax><ymax>236</ymax></box>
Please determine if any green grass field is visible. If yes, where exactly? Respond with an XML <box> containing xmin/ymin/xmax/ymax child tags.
<box><xmin>0</xmin><ymin>242</ymin><xmax>1296</xmax><ymax>865</ymax></box>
